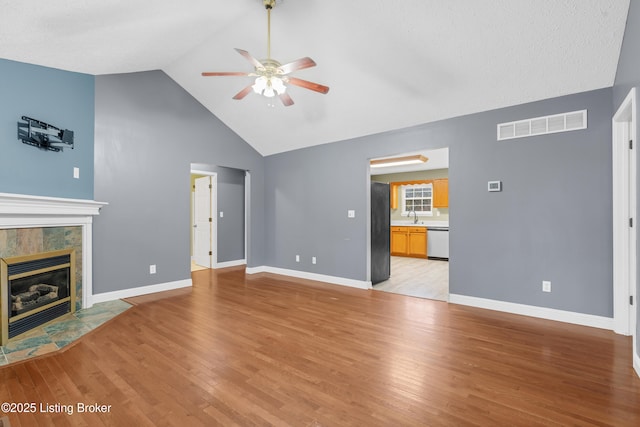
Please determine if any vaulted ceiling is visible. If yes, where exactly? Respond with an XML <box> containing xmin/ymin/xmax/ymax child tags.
<box><xmin>0</xmin><ymin>0</ymin><xmax>630</xmax><ymax>156</ymax></box>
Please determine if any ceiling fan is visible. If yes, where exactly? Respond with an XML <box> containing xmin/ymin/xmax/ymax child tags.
<box><xmin>201</xmin><ymin>0</ymin><xmax>329</xmax><ymax>107</ymax></box>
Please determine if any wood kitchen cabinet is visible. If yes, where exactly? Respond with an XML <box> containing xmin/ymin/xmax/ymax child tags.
<box><xmin>407</xmin><ymin>227</ymin><xmax>427</xmax><ymax>257</ymax></box>
<box><xmin>390</xmin><ymin>226</ymin><xmax>427</xmax><ymax>258</ymax></box>
<box><xmin>391</xmin><ymin>227</ymin><xmax>408</xmax><ymax>255</ymax></box>
<box><xmin>433</xmin><ymin>178</ymin><xmax>449</xmax><ymax>208</ymax></box>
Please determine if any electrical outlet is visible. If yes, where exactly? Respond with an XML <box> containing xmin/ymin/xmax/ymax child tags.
<box><xmin>347</xmin><ymin>210</ymin><xmax>356</xmax><ymax>218</ymax></box>
<box><xmin>312</xmin><ymin>257</ymin><xmax>317</xmax><ymax>264</ymax></box>
<box><xmin>542</xmin><ymin>280</ymin><xmax>551</xmax><ymax>292</ymax></box>
<box><xmin>150</xmin><ymin>264</ymin><xmax>156</xmax><ymax>274</ymax></box>
<box><xmin>295</xmin><ymin>255</ymin><xmax>300</xmax><ymax>263</ymax></box>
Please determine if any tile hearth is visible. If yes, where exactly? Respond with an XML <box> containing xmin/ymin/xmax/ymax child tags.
<box><xmin>0</xmin><ymin>299</ymin><xmax>131</xmax><ymax>366</ymax></box>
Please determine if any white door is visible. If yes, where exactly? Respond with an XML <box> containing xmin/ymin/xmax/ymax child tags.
<box><xmin>613</xmin><ymin>88</ymin><xmax>637</xmax><ymax>351</ymax></box>
<box><xmin>627</xmin><ymin>119</ymin><xmax>637</xmax><ymax>343</ymax></box>
<box><xmin>193</xmin><ymin>176</ymin><xmax>213</xmax><ymax>268</ymax></box>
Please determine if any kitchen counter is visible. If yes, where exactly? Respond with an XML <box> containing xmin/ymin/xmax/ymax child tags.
<box><xmin>391</xmin><ymin>220</ymin><xmax>449</xmax><ymax>228</ymax></box>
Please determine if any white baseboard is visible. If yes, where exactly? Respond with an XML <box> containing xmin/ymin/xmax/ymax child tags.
<box><xmin>635</xmin><ymin>349</ymin><xmax>640</xmax><ymax>379</ymax></box>
<box><xmin>449</xmin><ymin>294</ymin><xmax>614</xmax><ymax>330</ymax></box>
<box><xmin>215</xmin><ymin>259</ymin><xmax>246</xmax><ymax>269</ymax></box>
<box><xmin>91</xmin><ymin>278</ymin><xmax>193</xmax><ymax>304</ymax></box>
<box><xmin>246</xmin><ymin>266</ymin><xmax>372</xmax><ymax>290</ymax></box>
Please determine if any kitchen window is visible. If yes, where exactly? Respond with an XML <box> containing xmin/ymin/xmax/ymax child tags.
<box><xmin>401</xmin><ymin>183</ymin><xmax>433</xmax><ymax>216</ymax></box>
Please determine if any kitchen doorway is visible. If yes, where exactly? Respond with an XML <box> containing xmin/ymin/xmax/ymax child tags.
<box><xmin>368</xmin><ymin>147</ymin><xmax>450</xmax><ymax>301</ymax></box>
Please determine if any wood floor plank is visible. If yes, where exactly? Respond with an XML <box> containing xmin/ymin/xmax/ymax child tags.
<box><xmin>1</xmin><ymin>267</ymin><xmax>639</xmax><ymax>426</ymax></box>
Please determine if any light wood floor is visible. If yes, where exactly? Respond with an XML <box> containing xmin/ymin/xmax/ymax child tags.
<box><xmin>191</xmin><ymin>260</ymin><xmax>208</xmax><ymax>272</ymax></box>
<box><xmin>373</xmin><ymin>256</ymin><xmax>449</xmax><ymax>301</ymax></box>
<box><xmin>1</xmin><ymin>267</ymin><xmax>639</xmax><ymax>426</ymax></box>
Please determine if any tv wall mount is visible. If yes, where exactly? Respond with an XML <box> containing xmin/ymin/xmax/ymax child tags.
<box><xmin>17</xmin><ymin>116</ymin><xmax>74</xmax><ymax>152</ymax></box>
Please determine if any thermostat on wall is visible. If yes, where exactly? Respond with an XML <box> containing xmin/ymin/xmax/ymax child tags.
<box><xmin>488</xmin><ymin>181</ymin><xmax>502</xmax><ymax>192</ymax></box>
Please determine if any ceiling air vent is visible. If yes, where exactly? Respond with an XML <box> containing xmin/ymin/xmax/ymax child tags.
<box><xmin>497</xmin><ymin>110</ymin><xmax>587</xmax><ymax>141</ymax></box>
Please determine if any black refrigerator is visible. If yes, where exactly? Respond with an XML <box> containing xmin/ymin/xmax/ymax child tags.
<box><xmin>371</xmin><ymin>181</ymin><xmax>390</xmax><ymax>284</ymax></box>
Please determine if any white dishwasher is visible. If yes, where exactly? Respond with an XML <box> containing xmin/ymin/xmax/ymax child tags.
<box><xmin>427</xmin><ymin>227</ymin><xmax>449</xmax><ymax>260</ymax></box>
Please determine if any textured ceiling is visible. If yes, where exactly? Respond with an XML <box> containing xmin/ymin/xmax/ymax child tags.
<box><xmin>0</xmin><ymin>0</ymin><xmax>630</xmax><ymax>156</ymax></box>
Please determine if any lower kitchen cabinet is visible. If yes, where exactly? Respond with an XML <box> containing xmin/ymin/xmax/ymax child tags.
<box><xmin>391</xmin><ymin>227</ymin><xmax>408</xmax><ymax>255</ymax></box>
<box><xmin>390</xmin><ymin>226</ymin><xmax>427</xmax><ymax>258</ymax></box>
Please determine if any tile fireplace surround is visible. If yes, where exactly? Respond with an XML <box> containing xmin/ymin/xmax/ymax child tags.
<box><xmin>0</xmin><ymin>192</ymin><xmax>107</xmax><ymax>312</ymax></box>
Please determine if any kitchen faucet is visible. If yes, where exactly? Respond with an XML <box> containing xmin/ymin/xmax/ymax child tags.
<box><xmin>411</xmin><ymin>209</ymin><xmax>418</xmax><ymax>224</ymax></box>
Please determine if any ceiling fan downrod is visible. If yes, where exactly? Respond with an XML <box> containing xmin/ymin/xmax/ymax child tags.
<box><xmin>264</xmin><ymin>0</ymin><xmax>276</xmax><ymax>61</ymax></box>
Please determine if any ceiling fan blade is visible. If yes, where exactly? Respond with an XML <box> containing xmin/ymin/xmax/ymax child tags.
<box><xmin>278</xmin><ymin>57</ymin><xmax>316</xmax><ymax>75</ymax></box>
<box><xmin>279</xmin><ymin>93</ymin><xmax>294</xmax><ymax>107</ymax></box>
<box><xmin>202</xmin><ymin>72</ymin><xmax>250</xmax><ymax>77</ymax></box>
<box><xmin>235</xmin><ymin>48</ymin><xmax>264</xmax><ymax>69</ymax></box>
<box><xmin>287</xmin><ymin>77</ymin><xmax>330</xmax><ymax>94</ymax></box>
<box><xmin>232</xmin><ymin>84</ymin><xmax>254</xmax><ymax>100</ymax></box>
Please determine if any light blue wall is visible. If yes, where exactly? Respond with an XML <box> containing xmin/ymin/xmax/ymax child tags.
<box><xmin>613</xmin><ymin>0</ymin><xmax>640</xmax><ymax>357</ymax></box>
<box><xmin>265</xmin><ymin>88</ymin><xmax>613</xmax><ymax>318</ymax></box>
<box><xmin>0</xmin><ymin>59</ymin><xmax>94</xmax><ymax>199</ymax></box>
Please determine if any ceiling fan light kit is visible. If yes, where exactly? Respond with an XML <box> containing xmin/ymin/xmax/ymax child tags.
<box><xmin>252</xmin><ymin>75</ymin><xmax>286</xmax><ymax>97</ymax></box>
<box><xmin>201</xmin><ymin>0</ymin><xmax>329</xmax><ymax>107</ymax></box>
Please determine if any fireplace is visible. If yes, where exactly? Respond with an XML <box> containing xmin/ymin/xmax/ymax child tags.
<box><xmin>1</xmin><ymin>249</ymin><xmax>76</xmax><ymax>345</ymax></box>
<box><xmin>0</xmin><ymin>192</ymin><xmax>107</xmax><ymax>346</ymax></box>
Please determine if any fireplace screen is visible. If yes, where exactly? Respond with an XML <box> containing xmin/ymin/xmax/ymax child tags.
<box><xmin>1</xmin><ymin>249</ymin><xmax>76</xmax><ymax>345</ymax></box>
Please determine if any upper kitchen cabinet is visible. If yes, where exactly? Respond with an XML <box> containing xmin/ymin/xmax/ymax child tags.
<box><xmin>389</xmin><ymin>178</ymin><xmax>448</xmax><ymax>209</ymax></box>
<box><xmin>433</xmin><ymin>178</ymin><xmax>448</xmax><ymax>208</ymax></box>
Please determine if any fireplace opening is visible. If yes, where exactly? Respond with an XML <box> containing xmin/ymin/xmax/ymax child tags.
<box><xmin>1</xmin><ymin>249</ymin><xmax>76</xmax><ymax>345</ymax></box>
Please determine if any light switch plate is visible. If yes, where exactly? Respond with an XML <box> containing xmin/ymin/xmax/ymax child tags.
<box><xmin>73</xmin><ymin>167</ymin><xmax>80</xmax><ymax>179</ymax></box>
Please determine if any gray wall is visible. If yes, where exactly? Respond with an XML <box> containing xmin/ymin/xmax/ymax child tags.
<box><xmin>217</xmin><ymin>167</ymin><xmax>246</xmax><ymax>262</ymax></box>
<box><xmin>0</xmin><ymin>59</ymin><xmax>95</xmax><ymax>199</ymax></box>
<box><xmin>265</xmin><ymin>87</ymin><xmax>613</xmax><ymax>317</ymax></box>
<box><xmin>93</xmin><ymin>71</ymin><xmax>264</xmax><ymax>294</ymax></box>
<box><xmin>265</xmin><ymin>144</ymin><xmax>369</xmax><ymax>280</ymax></box>
<box><xmin>613</xmin><ymin>0</ymin><xmax>640</xmax><ymax>356</ymax></box>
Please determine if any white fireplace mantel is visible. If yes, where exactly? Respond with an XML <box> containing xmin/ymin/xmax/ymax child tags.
<box><xmin>0</xmin><ymin>192</ymin><xmax>108</xmax><ymax>309</ymax></box>
<box><xmin>0</xmin><ymin>192</ymin><xmax>106</xmax><ymax>218</ymax></box>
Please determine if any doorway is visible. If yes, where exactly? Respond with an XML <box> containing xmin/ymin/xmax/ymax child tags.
<box><xmin>612</xmin><ymin>87</ymin><xmax>637</xmax><ymax>374</ymax></box>
<box><xmin>191</xmin><ymin>171</ymin><xmax>217</xmax><ymax>271</ymax></box>
<box><xmin>368</xmin><ymin>147</ymin><xmax>450</xmax><ymax>301</ymax></box>
<box><xmin>190</xmin><ymin>164</ymin><xmax>250</xmax><ymax>271</ymax></box>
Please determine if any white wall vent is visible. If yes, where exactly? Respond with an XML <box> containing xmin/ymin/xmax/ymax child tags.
<box><xmin>497</xmin><ymin>110</ymin><xmax>587</xmax><ymax>141</ymax></box>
